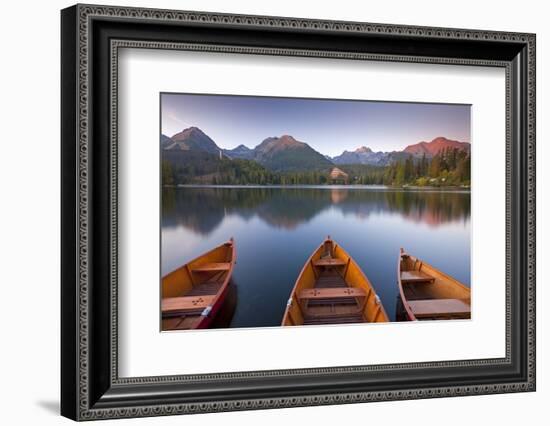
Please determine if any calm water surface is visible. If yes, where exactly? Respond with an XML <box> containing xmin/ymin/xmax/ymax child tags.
<box><xmin>161</xmin><ymin>186</ymin><xmax>471</xmax><ymax>326</ymax></box>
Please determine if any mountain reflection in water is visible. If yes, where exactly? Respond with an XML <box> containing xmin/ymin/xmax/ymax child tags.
<box><xmin>162</xmin><ymin>186</ymin><xmax>470</xmax><ymax>235</ymax></box>
<box><xmin>162</xmin><ymin>186</ymin><xmax>471</xmax><ymax>326</ymax></box>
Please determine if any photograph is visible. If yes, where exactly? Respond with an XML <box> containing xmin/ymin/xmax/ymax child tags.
<box><xmin>56</xmin><ymin>3</ymin><xmax>536</xmax><ymax>420</ymax></box>
<box><xmin>160</xmin><ymin>93</ymin><xmax>472</xmax><ymax>331</ymax></box>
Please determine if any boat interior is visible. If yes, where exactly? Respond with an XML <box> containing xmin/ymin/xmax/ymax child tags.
<box><xmin>285</xmin><ymin>239</ymin><xmax>386</xmax><ymax>326</ymax></box>
<box><xmin>161</xmin><ymin>241</ymin><xmax>234</xmax><ymax>330</ymax></box>
<box><xmin>301</xmin><ymin>269</ymin><xmax>366</xmax><ymax>325</ymax></box>
<box><xmin>400</xmin><ymin>251</ymin><xmax>470</xmax><ymax>320</ymax></box>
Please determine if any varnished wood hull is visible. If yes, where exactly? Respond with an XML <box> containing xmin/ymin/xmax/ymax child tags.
<box><xmin>282</xmin><ymin>237</ymin><xmax>389</xmax><ymax>326</ymax></box>
<box><xmin>161</xmin><ymin>239</ymin><xmax>236</xmax><ymax>330</ymax></box>
<box><xmin>397</xmin><ymin>248</ymin><xmax>470</xmax><ymax>321</ymax></box>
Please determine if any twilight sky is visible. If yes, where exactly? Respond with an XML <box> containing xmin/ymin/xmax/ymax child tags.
<box><xmin>161</xmin><ymin>93</ymin><xmax>471</xmax><ymax>156</ymax></box>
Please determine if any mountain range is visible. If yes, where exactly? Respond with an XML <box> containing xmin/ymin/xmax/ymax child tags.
<box><xmin>331</xmin><ymin>137</ymin><xmax>471</xmax><ymax>166</ymax></box>
<box><xmin>161</xmin><ymin>127</ymin><xmax>470</xmax><ymax>172</ymax></box>
<box><xmin>331</xmin><ymin>146</ymin><xmax>392</xmax><ymax>166</ymax></box>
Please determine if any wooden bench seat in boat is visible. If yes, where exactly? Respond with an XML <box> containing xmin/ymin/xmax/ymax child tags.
<box><xmin>192</xmin><ymin>262</ymin><xmax>231</xmax><ymax>272</ymax></box>
<box><xmin>161</xmin><ymin>295</ymin><xmax>216</xmax><ymax>315</ymax></box>
<box><xmin>301</xmin><ymin>286</ymin><xmax>368</xmax><ymax>308</ymax></box>
<box><xmin>313</xmin><ymin>258</ymin><xmax>347</xmax><ymax>267</ymax></box>
<box><xmin>400</xmin><ymin>270</ymin><xmax>435</xmax><ymax>284</ymax></box>
<box><xmin>407</xmin><ymin>298</ymin><xmax>470</xmax><ymax>319</ymax></box>
<box><xmin>298</xmin><ymin>287</ymin><xmax>366</xmax><ymax>300</ymax></box>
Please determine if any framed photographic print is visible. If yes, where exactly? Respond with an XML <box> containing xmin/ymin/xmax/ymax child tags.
<box><xmin>61</xmin><ymin>4</ymin><xmax>536</xmax><ymax>421</ymax></box>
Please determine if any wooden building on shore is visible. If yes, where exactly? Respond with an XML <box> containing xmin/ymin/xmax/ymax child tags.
<box><xmin>329</xmin><ymin>167</ymin><xmax>349</xmax><ymax>184</ymax></box>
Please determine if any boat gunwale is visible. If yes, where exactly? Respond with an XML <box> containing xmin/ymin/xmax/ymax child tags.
<box><xmin>397</xmin><ymin>248</ymin><xmax>417</xmax><ymax>321</ymax></box>
<box><xmin>281</xmin><ymin>239</ymin><xmax>322</xmax><ymax>326</ymax></box>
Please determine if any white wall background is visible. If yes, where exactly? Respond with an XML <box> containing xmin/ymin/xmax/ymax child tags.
<box><xmin>0</xmin><ymin>0</ymin><xmax>546</xmax><ymax>424</ymax></box>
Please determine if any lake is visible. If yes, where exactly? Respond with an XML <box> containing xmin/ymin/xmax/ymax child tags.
<box><xmin>161</xmin><ymin>186</ymin><xmax>471</xmax><ymax>326</ymax></box>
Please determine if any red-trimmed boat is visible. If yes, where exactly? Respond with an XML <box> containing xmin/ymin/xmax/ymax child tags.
<box><xmin>161</xmin><ymin>238</ymin><xmax>236</xmax><ymax>330</ymax></box>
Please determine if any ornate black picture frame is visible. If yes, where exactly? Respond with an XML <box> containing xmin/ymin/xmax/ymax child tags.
<box><xmin>61</xmin><ymin>4</ymin><xmax>535</xmax><ymax>421</ymax></box>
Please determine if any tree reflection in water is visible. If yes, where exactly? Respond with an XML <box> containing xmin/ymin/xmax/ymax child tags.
<box><xmin>162</xmin><ymin>186</ymin><xmax>470</xmax><ymax>236</ymax></box>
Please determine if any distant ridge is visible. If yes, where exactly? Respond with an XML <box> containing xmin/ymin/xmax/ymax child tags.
<box><xmin>331</xmin><ymin>137</ymin><xmax>470</xmax><ymax>165</ymax></box>
<box><xmin>224</xmin><ymin>144</ymin><xmax>254</xmax><ymax>160</ymax></box>
<box><xmin>160</xmin><ymin>134</ymin><xmax>173</xmax><ymax>149</ymax></box>
<box><xmin>403</xmin><ymin>137</ymin><xmax>470</xmax><ymax>157</ymax></box>
<box><xmin>332</xmin><ymin>146</ymin><xmax>390</xmax><ymax>166</ymax></box>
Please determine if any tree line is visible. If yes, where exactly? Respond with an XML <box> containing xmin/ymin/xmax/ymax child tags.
<box><xmin>162</xmin><ymin>147</ymin><xmax>470</xmax><ymax>187</ymax></box>
<box><xmin>382</xmin><ymin>148</ymin><xmax>470</xmax><ymax>186</ymax></box>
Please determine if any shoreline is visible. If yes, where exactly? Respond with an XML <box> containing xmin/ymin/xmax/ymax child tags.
<box><xmin>165</xmin><ymin>184</ymin><xmax>471</xmax><ymax>193</ymax></box>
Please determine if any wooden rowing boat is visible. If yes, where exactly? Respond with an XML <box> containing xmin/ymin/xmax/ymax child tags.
<box><xmin>282</xmin><ymin>237</ymin><xmax>389</xmax><ymax>326</ymax></box>
<box><xmin>397</xmin><ymin>248</ymin><xmax>470</xmax><ymax>321</ymax></box>
<box><xmin>161</xmin><ymin>238</ymin><xmax>236</xmax><ymax>330</ymax></box>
